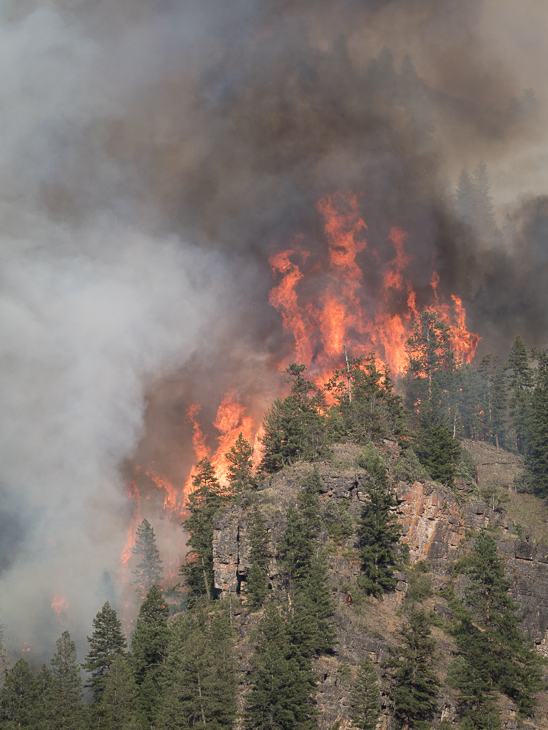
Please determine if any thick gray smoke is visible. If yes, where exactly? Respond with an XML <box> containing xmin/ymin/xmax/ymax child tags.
<box><xmin>1</xmin><ymin>0</ymin><xmax>548</xmax><ymax>658</ymax></box>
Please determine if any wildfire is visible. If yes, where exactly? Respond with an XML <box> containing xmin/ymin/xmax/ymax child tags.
<box><xmin>120</xmin><ymin>479</ymin><xmax>142</xmax><ymax>567</ymax></box>
<box><xmin>51</xmin><ymin>592</ymin><xmax>68</xmax><ymax>618</ymax></box>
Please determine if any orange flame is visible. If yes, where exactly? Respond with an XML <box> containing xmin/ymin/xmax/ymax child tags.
<box><xmin>51</xmin><ymin>593</ymin><xmax>68</xmax><ymax>618</ymax></box>
<box><xmin>121</xmin><ymin>479</ymin><xmax>142</xmax><ymax>567</ymax></box>
<box><xmin>211</xmin><ymin>389</ymin><xmax>255</xmax><ymax>486</ymax></box>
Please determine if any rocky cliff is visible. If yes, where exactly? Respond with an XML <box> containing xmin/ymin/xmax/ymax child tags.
<box><xmin>212</xmin><ymin>441</ymin><xmax>548</xmax><ymax>729</ymax></box>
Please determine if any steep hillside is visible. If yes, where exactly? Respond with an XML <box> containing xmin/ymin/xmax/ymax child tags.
<box><xmin>213</xmin><ymin>442</ymin><xmax>548</xmax><ymax>729</ymax></box>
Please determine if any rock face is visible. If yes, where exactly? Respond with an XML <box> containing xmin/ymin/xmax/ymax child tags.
<box><xmin>211</xmin><ymin>445</ymin><xmax>548</xmax><ymax>729</ymax></box>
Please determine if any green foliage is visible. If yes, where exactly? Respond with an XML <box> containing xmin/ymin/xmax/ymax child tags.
<box><xmin>326</xmin><ymin>353</ymin><xmax>407</xmax><ymax>444</ymax></box>
<box><xmin>132</xmin><ymin>518</ymin><xmax>164</xmax><ymax>600</ymax></box>
<box><xmin>505</xmin><ymin>336</ymin><xmax>533</xmax><ymax>456</ymax></box>
<box><xmin>405</xmin><ymin>310</ymin><xmax>455</xmax><ymax>406</ymax></box>
<box><xmin>349</xmin><ymin>656</ymin><xmax>381</xmax><ymax>730</ymax></box>
<box><xmin>131</xmin><ymin>584</ymin><xmax>170</xmax><ymax>727</ymax></box>
<box><xmin>245</xmin><ymin>602</ymin><xmax>317</xmax><ymax>730</ymax></box>
<box><xmin>157</xmin><ymin>609</ymin><xmax>237</xmax><ymax>730</ymax></box>
<box><xmin>226</xmin><ymin>432</ymin><xmax>257</xmax><ymax>493</ymax></box>
<box><xmin>451</xmin><ymin>530</ymin><xmax>543</xmax><ymax>723</ymax></box>
<box><xmin>357</xmin><ymin>444</ymin><xmax>401</xmax><ymax>597</ymax></box>
<box><xmin>322</xmin><ymin>500</ymin><xmax>354</xmax><ymax>544</ymax></box>
<box><xmin>82</xmin><ymin>601</ymin><xmax>127</xmax><ymax>700</ymax></box>
<box><xmin>0</xmin><ymin>658</ymin><xmax>41</xmax><ymax>729</ymax></box>
<box><xmin>48</xmin><ymin>631</ymin><xmax>85</xmax><ymax>730</ymax></box>
<box><xmin>405</xmin><ymin>569</ymin><xmax>433</xmax><ymax>606</ymax></box>
<box><xmin>384</xmin><ymin>608</ymin><xmax>439</xmax><ymax>728</ymax></box>
<box><xmin>100</xmin><ymin>655</ymin><xmax>139</xmax><ymax>730</ymax></box>
<box><xmin>246</xmin><ymin>506</ymin><xmax>272</xmax><ymax>609</ymax></box>
<box><xmin>526</xmin><ymin>348</ymin><xmax>548</xmax><ymax>496</ymax></box>
<box><xmin>457</xmin><ymin>447</ymin><xmax>476</xmax><ymax>485</ymax></box>
<box><xmin>182</xmin><ymin>457</ymin><xmax>232</xmax><ymax>603</ymax></box>
<box><xmin>393</xmin><ymin>448</ymin><xmax>429</xmax><ymax>483</ymax></box>
<box><xmin>260</xmin><ymin>364</ymin><xmax>328</xmax><ymax>473</ymax></box>
<box><xmin>513</xmin><ymin>522</ymin><xmax>526</xmax><ymax>538</ymax></box>
<box><xmin>478</xmin><ymin>485</ymin><xmax>510</xmax><ymax>511</ymax></box>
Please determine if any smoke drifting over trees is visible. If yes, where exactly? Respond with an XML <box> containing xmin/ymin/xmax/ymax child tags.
<box><xmin>2</xmin><ymin>0</ymin><xmax>548</xmax><ymax>654</ymax></box>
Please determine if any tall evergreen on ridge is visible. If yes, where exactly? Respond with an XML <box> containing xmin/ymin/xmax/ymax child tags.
<box><xmin>526</xmin><ymin>348</ymin><xmax>548</xmax><ymax>495</ymax></box>
<box><xmin>505</xmin><ymin>335</ymin><xmax>534</xmax><ymax>455</ymax></box>
<box><xmin>357</xmin><ymin>444</ymin><xmax>401</xmax><ymax>597</ymax></box>
<box><xmin>260</xmin><ymin>364</ymin><xmax>328</xmax><ymax>473</ymax></box>
<box><xmin>244</xmin><ymin>602</ymin><xmax>317</xmax><ymax>730</ymax></box>
<box><xmin>48</xmin><ymin>631</ymin><xmax>85</xmax><ymax>730</ymax></box>
<box><xmin>0</xmin><ymin>658</ymin><xmax>41</xmax><ymax>729</ymax></box>
<box><xmin>82</xmin><ymin>601</ymin><xmax>127</xmax><ymax>720</ymax></box>
<box><xmin>100</xmin><ymin>655</ymin><xmax>139</xmax><ymax>730</ymax></box>
<box><xmin>131</xmin><ymin>585</ymin><xmax>170</xmax><ymax>727</ymax></box>
<box><xmin>226</xmin><ymin>432</ymin><xmax>257</xmax><ymax>493</ymax></box>
<box><xmin>246</xmin><ymin>505</ymin><xmax>272</xmax><ymax>609</ymax></box>
<box><xmin>132</xmin><ymin>518</ymin><xmax>163</xmax><ymax>600</ymax></box>
<box><xmin>182</xmin><ymin>457</ymin><xmax>229</xmax><ymax>603</ymax></box>
<box><xmin>451</xmin><ymin>530</ymin><xmax>543</xmax><ymax>725</ymax></box>
<box><xmin>384</xmin><ymin>608</ymin><xmax>439</xmax><ymax>730</ymax></box>
<box><xmin>350</xmin><ymin>656</ymin><xmax>381</xmax><ymax>730</ymax></box>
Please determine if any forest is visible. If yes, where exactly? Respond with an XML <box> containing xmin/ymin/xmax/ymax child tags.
<box><xmin>2</xmin><ymin>311</ymin><xmax>548</xmax><ymax>730</ymax></box>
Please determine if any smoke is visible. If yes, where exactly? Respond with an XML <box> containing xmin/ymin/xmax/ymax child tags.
<box><xmin>1</xmin><ymin>0</ymin><xmax>548</xmax><ymax>657</ymax></box>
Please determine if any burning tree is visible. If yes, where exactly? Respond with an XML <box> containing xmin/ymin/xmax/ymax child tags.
<box><xmin>132</xmin><ymin>519</ymin><xmax>163</xmax><ymax>600</ymax></box>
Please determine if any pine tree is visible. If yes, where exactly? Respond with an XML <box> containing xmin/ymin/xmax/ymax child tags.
<box><xmin>326</xmin><ymin>353</ymin><xmax>407</xmax><ymax>444</ymax></box>
<box><xmin>505</xmin><ymin>336</ymin><xmax>533</xmax><ymax>455</ymax></box>
<box><xmin>452</xmin><ymin>530</ymin><xmax>543</xmax><ymax>722</ymax></box>
<box><xmin>246</xmin><ymin>506</ymin><xmax>271</xmax><ymax>609</ymax></box>
<box><xmin>0</xmin><ymin>658</ymin><xmax>41</xmax><ymax>729</ymax></box>
<box><xmin>132</xmin><ymin>518</ymin><xmax>163</xmax><ymax>600</ymax></box>
<box><xmin>244</xmin><ymin>602</ymin><xmax>317</xmax><ymax>730</ymax></box>
<box><xmin>357</xmin><ymin>444</ymin><xmax>401</xmax><ymax>597</ymax></box>
<box><xmin>260</xmin><ymin>364</ymin><xmax>328</xmax><ymax>472</ymax></box>
<box><xmin>182</xmin><ymin>457</ymin><xmax>229</xmax><ymax>603</ymax></box>
<box><xmin>405</xmin><ymin>310</ymin><xmax>455</xmax><ymax>399</ymax></box>
<box><xmin>35</xmin><ymin>664</ymin><xmax>54</xmax><ymax>730</ymax></box>
<box><xmin>157</xmin><ymin>610</ymin><xmax>237</xmax><ymax>730</ymax></box>
<box><xmin>526</xmin><ymin>348</ymin><xmax>548</xmax><ymax>496</ymax></box>
<box><xmin>48</xmin><ymin>631</ymin><xmax>85</xmax><ymax>730</ymax></box>
<box><xmin>131</xmin><ymin>585</ymin><xmax>170</xmax><ymax>727</ymax></box>
<box><xmin>350</xmin><ymin>656</ymin><xmax>381</xmax><ymax>730</ymax></box>
<box><xmin>100</xmin><ymin>655</ymin><xmax>139</xmax><ymax>730</ymax></box>
<box><xmin>226</xmin><ymin>432</ymin><xmax>257</xmax><ymax>493</ymax></box>
<box><xmin>414</xmin><ymin>381</ymin><xmax>461</xmax><ymax>485</ymax></box>
<box><xmin>384</xmin><ymin>608</ymin><xmax>439</xmax><ymax>729</ymax></box>
<box><xmin>83</xmin><ymin>602</ymin><xmax>127</xmax><ymax>702</ymax></box>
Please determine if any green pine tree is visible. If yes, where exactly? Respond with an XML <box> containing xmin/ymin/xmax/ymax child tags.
<box><xmin>83</xmin><ymin>601</ymin><xmax>127</xmax><ymax>700</ymax></box>
<box><xmin>48</xmin><ymin>631</ymin><xmax>85</xmax><ymax>730</ymax></box>
<box><xmin>384</xmin><ymin>608</ymin><xmax>439</xmax><ymax>729</ymax></box>
<box><xmin>182</xmin><ymin>457</ymin><xmax>230</xmax><ymax>603</ymax></box>
<box><xmin>226</xmin><ymin>432</ymin><xmax>257</xmax><ymax>493</ymax></box>
<box><xmin>244</xmin><ymin>602</ymin><xmax>317</xmax><ymax>730</ymax></box>
<box><xmin>131</xmin><ymin>585</ymin><xmax>170</xmax><ymax>727</ymax></box>
<box><xmin>452</xmin><ymin>530</ymin><xmax>543</xmax><ymax>722</ymax></box>
<box><xmin>246</xmin><ymin>506</ymin><xmax>271</xmax><ymax>609</ymax></box>
<box><xmin>132</xmin><ymin>518</ymin><xmax>164</xmax><ymax>600</ymax></box>
<box><xmin>414</xmin><ymin>381</ymin><xmax>461</xmax><ymax>485</ymax></box>
<box><xmin>0</xmin><ymin>658</ymin><xmax>41</xmax><ymax>729</ymax></box>
<box><xmin>35</xmin><ymin>664</ymin><xmax>54</xmax><ymax>730</ymax></box>
<box><xmin>350</xmin><ymin>656</ymin><xmax>381</xmax><ymax>730</ymax></box>
<box><xmin>260</xmin><ymin>364</ymin><xmax>328</xmax><ymax>472</ymax></box>
<box><xmin>505</xmin><ymin>336</ymin><xmax>533</xmax><ymax>455</ymax></box>
<box><xmin>100</xmin><ymin>654</ymin><xmax>139</xmax><ymax>730</ymax></box>
<box><xmin>526</xmin><ymin>348</ymin><xmax>548</xmax><ymax>496</ymax></box>
<box><xmin>357</xmin><ymin>444</ymin><xmax>401</xmax><ymax>597</ymax></box>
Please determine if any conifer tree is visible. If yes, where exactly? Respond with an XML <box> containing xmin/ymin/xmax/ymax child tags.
<box><xmin>384</xmin><ymin>608</ymin><xmax>439</xmax><ymax>729</ymax></box>
<box><xmin>350</xmin><ymin>656</ymin><xmax>381</xmax><ymax>730</ymax></box>
<box><xmin>83</xmin><ymin>602</ymin><xmax>127</xmax><ymax>704</ymax></box>
<box><xmin>405</xmin><ymin>310</ymin><xmax>455</xmax><ymax>399</ymax></box>
<box><xmin>132</xmin><ymin>518</ymin><xmax>163</xmax><ymax>600</ymax></box>
<box><xmin>526</xmin><ymin>348</ymin><xmax>548</xmax><ymax>496</ymax></box>
<box><xmin>505</xmin><ymin>336</ymin><xmax>533</xmax><ymax>455</ymax></box>
<box><xmin>452</xmin><ymin>530</ymin><xmax>543</xmax><ymax>723</ymax></box>
<box><xmin>226</xmin><ymin>432</ymin><xmax>256</xmax><ymax>493</ymax></box>
<box><xmin>357</xmin><ymin>444</ymin><xmax>401</xmax><ymax>596</ymax></box>
<box><xmin>260</xmin><ymin>364</ymin><xmax>327</xmax><ymax>472</ymax></box>
<box><xmin>157</xmin><ymin>610</ymin><xmax>237</xmax><ymax>730</ymax></box>
<box><xmin>131</xmin><ymin>585</ymin><xmax>170</xmax><ymax>727</ymax></box>
<box><xmin>0</xmin><ymin>658</ymin><xmax>41</xmax><ymax>729</ymax></box>
<box><xmin>245</xmin><ymin>602</ymin><xmax>317</xmax><ymax>730</ymax></box>
<box><xmin>100</xmin><ymin>654</ymin><xmax>139</xmax><ymax>730</ymax></box>
<box><xmin>414</xmin><ymin>381</ymin><xmax>461</xmax><ymax>484</ymax></box>
<box><xmin>48</xmin><ymin>631</ymin><xmax>85</xmax><ymax>730</ymax></box>
<box><xmin>473</xmin><ymin>161</ymin><xmax>495</xmax><ymax>236</ymax></box>
<box><xmin>35</xmin><ymin>664</ymin><xmax>54</xmax><ymax>730</ymax></box>
<box><xmin>182</xmin><ymin>457</ymin><xmax>229</xmax><ymax>603</ymax></box>
<box><xmin>246</xmin><ymin>506</ymin><xmax>271</xmax><ymax>609</ymax></box>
